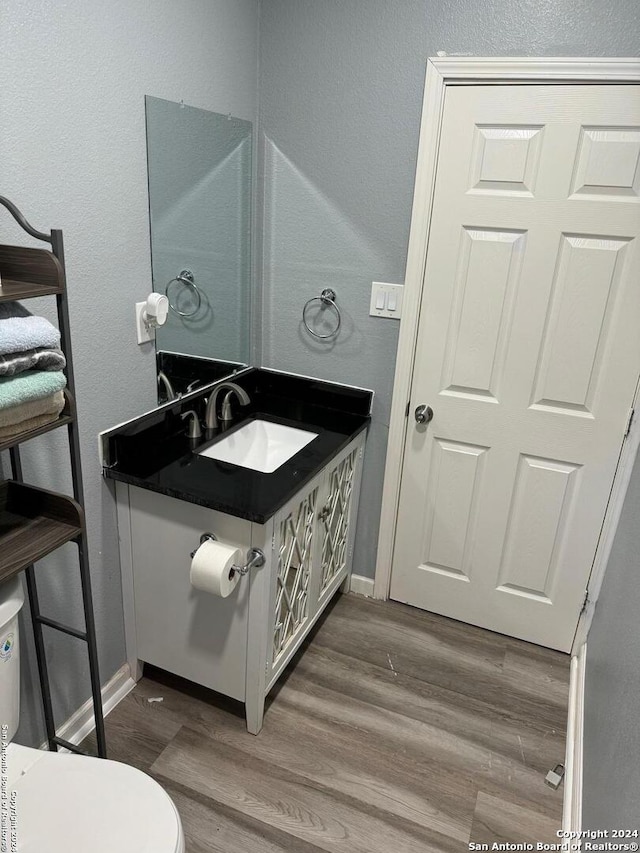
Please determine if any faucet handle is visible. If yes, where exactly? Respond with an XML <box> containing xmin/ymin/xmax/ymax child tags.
<box><xmin>181</xmin><ymin>410</ymin><xmax>202</xmax><ymax>440</ymax></box>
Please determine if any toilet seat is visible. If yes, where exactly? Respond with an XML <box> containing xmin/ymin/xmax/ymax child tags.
<box><xmin>7</xmin><ymin>744</ymin><xmax>184</xmax><ymax>853</ymax></box>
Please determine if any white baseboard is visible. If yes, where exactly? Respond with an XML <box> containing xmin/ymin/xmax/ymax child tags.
<box><xmin>41</xmin><ymin>663</ymin><xmax>136</xmax><ymax>751</ymax></box>
<box><xmin>563</xmin><ymin>642</ymin><xmax>586</xmax><ymax>833</ymax></box>
<box><xmin>349</xmin><ymin>573</ymin><xmax>375</xmax><ymax>597</ymax></box>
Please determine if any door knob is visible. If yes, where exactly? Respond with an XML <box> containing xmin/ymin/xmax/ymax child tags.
<box><xmin>414</xmin><ymin>404</ymin><xmax>433</xmax><ymax>424</ymax></box>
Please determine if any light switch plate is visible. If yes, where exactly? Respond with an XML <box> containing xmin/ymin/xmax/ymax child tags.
<box><xmin>370</xmin><ymin>282</ymin><xmax>403</xmax><ymax>319</ymax></box>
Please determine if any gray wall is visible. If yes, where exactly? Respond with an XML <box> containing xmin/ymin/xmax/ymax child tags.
<box><xmin>258</xmin><ymin>0</ymin><xmax>640</xmax><ymax>580</ymax></box>
<box><xmin>0</xmin><ymin>0</ymin><xmax>259</xmax><ymax>746</ymax></box>
<box><xmin>582</xmin><ymin>452</ymin><xmax>640</xmax><ymax>829</ymax></box>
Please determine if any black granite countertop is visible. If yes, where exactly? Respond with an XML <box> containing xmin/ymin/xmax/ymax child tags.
<box><xmin>103</xmin><ymin>368</ymin><xmax>372</xmax><ymax>524</ymax></box>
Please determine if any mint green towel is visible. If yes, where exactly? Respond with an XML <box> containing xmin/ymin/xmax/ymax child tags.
<box><xmin>0</xmin><ymin>370</ymin><xmax>67</xmax><ymax>411</ymax></box>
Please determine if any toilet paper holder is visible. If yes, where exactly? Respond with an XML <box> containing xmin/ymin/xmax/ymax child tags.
<box><xmin>190</xmin><ymin>533</ymin><xmax>265</xmax><ymax>576</ymax></box>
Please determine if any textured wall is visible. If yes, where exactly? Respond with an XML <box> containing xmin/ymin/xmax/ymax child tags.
<box><xmin>258</xmin><ymin>0</ymin><xmax>640</xmax><ymax>580</ymax></box>
<box><xmin>0</xmin><ymin>0</ymin><xmax>258</xmax><ymax>746</ymax></box>
<box><xmin>582</xmin><ymin>452</ymin><xmax>640</xmax><ymax>828</ymax></box>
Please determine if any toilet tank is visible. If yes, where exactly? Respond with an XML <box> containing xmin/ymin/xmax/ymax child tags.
<box><xmin>0</xmin><ymin>577</ymin><xmax>24</xmax><ymax>743</ymax></box>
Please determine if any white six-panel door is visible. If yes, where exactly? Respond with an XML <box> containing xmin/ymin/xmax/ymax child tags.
<box><xmin>390</xmin><ymin>84</ymin><xmax>640</xmax><ymax>652</ymax></box>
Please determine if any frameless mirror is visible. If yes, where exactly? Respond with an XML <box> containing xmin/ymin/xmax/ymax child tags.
<box><xmin>145</xmin><ymin>96</ymin><xmax>252</xmax><ymax>402</ymax></box>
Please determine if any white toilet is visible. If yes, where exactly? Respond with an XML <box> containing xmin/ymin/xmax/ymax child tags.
<box><xmin>0</xmin><ymin>577</ymin><xmax>185</xmax><ymax>853</ymax></box>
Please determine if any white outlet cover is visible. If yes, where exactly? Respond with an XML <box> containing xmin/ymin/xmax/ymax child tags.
<box><xmin>135</xmin><ymin>301</ymin><xmax>154</xmax><ymax>345</ymax></box>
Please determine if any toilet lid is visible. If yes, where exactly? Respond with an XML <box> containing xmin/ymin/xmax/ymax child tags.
<box><xmin>9</xmin><ymin>749</ymin><xmax>183</xmax><ymax>853</ymax></box>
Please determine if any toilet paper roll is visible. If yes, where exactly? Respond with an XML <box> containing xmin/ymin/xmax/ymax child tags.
<box><xmin>190</xmin><ymin>539</ymin><xmax>241</xmax><ymax>597</ymax></box>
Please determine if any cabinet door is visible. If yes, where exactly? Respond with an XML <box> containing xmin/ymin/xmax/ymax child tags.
<box><xmin>270</xmin><ymin>477</ymin><xmax>320</xmax><ymax>670</ymax></box>
<box><xmin>129</xmin><ymin>486</ymin><xmax>252</xmax><ymax>702</ymax></box>
<box><xmin>266</xmin><ymin>432</ymin><xmax>366</xmax><ymax>689</ymax></box>
<box><xmin>316</xmin><ymin>440</ymin><xmax>362</xmax><ymax>608</ymax></box>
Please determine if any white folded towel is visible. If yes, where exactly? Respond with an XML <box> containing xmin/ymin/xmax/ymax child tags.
<box><xmin>0</xmin><ymin>409</ymin><xmax>64</xmax><ymax>440</ymax></box>
<box><xmin>0</xmin><ymin>390</ymin><xmax>65</xmax><ymax>430</ymax></box>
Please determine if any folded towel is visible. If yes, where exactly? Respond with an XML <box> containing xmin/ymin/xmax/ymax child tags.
<box><xmin>0</xmin><ymin>412</ymin><xmax>60</xmax><ymax>439</ymax></box>
<box><xmin>0</xmin><ymin>390</ymin><xmax>65</xmax><ymax>429</ymax></box>
<box><xmin>0</xmin><ymin>401</ymin><xmax>66</xmax><ymax>439</ymax></box>
<box><xmin>0</xmin><ymin>301</ymin><xmax>60</xmax><ymax>355</ymax></box>
<box><xmin>0</xmin><ymin>370</ymin><xmax>66</xmax><ymax>411</ymax></box>
<box><xmin>0</xmin><ymin>346</ymin><xmax>66</xmax><ymax>377</ymax></box>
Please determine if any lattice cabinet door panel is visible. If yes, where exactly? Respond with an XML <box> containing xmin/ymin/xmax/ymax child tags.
<box><xmin>271</xmin><ymin>482</ymin><xmax>319</xmax><ymax>667</ymax></box>
<box><xmin>265</xmin><ymin>431</ymin><xmax>366</xmax><ymax>694</ymax></box>
<box><xmin>318</xmin><ymin>445</ymin><xmax>359</xmax><ymax>601</ymax></box>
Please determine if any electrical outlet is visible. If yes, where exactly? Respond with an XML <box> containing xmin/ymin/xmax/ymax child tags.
<box><xmin>370</xmin><ymin>282</ymin><xmax>403</xmax><ymax>319</ymax></box>
<box><xmin>135</xmin><ymin>301</ymin><xmax>154</xmax><ymax>344</ymax></box>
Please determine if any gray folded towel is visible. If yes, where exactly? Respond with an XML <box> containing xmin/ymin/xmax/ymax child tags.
<box><xmin>0</xmin><ymin>301</ymin><xmax>60</xmax><ymax>355</ymax></box>
<box><xmin>0</xmin><ymin>346</ymin><xmax>66</xmax><ymax>377</ymax></box>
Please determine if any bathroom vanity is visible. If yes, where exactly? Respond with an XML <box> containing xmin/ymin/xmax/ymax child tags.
<box><xmin>102</xmin><ymin>368</ymin><xmax>371</xmax><ymax>733</ymax></box>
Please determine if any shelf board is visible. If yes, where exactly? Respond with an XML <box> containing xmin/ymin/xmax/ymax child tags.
<box><xmin>0</xmin><ymin>391</ymin><xmax>75</xmax><ymax>453</ymax></box>
<box><xmin>0</xmin><ymin>244</ymin><xmax>65</xmax><ymax>303</ymax></box>
<box><xmin>0</xmin><ymin>278</ymin><xmax>63</xmax><ymax>302</ymax></box>
<box><xmin>0</xmin><ymin>481</ymin><xmax>84</xmax><ymax>583</ymax></box>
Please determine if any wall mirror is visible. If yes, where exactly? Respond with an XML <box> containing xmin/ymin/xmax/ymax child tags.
<box><xmin>145</xmin><ymin>96</ymin><xmax>252</xmax><ymax>402</ymax></box>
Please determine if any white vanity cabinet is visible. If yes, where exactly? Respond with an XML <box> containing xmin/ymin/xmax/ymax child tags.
<box><xmin>116</xmin><ymin>429</ymin><xmax>366</xmax><ymax>733</ymax></box>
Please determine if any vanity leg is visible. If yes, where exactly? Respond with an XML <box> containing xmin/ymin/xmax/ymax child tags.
<box><xmin>245</xmin><ymin>692</ymin><xmax>265</xmax><ymax>735</ymax></box>
<box><xmin>244</xmin><ymin>524</ymin><xmax>273</xmax><ymax>736</ymax></box>
<box><xmin>115</xmin><ymin>483</ymin><xmax>145</xmax><ymax>683</ymax></box>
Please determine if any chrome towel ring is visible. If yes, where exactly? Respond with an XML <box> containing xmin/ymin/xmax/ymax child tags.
<box><xmin>165</xmin><ymin>269</ymin><xmax>202</xmax><ymax>318</ymax></box>
<box><xmin>302</xmin><ymin>288</ymin><xmax>341</xmax><ymax>339</ymax></box>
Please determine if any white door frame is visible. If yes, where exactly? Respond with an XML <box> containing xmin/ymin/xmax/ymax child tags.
<box><xmin>374</xmin><ymin>56</ymin><xmax>640</xmax><ymax>655</ymax></box>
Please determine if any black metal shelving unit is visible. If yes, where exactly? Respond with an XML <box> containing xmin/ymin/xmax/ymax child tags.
<box><xmin>0</xmin><ymin>195</ymin><xmax>106</xmax><ymax>758</ymax></box>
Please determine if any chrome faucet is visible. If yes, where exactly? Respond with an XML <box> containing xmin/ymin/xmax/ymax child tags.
<box><xmin>158</xmin><ymin>370</ymin><xmax>177</xmax><ymax>402</ymax></box>
<box><xmin>205</xmin><ymin>382</ymin><xmax>250</xmax><ymax>430</ymax></box>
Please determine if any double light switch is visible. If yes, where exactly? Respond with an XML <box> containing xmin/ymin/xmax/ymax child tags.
<box><xmin>369</xmin><ymin>282</ymin><xmax>403</xmax><ymax>319</ymax></box>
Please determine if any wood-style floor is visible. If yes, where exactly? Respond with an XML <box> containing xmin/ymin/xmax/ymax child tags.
<box><xmin>87</xmin><ymin>594</ymin><xmax>570</xmax><ymax>851</ymax></box>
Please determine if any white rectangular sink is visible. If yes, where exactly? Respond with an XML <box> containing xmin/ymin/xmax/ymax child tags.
<box><xmin>198</xmin><ymin>419</ymin><xmax>318</xmax><ymax>473</ymax></box>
